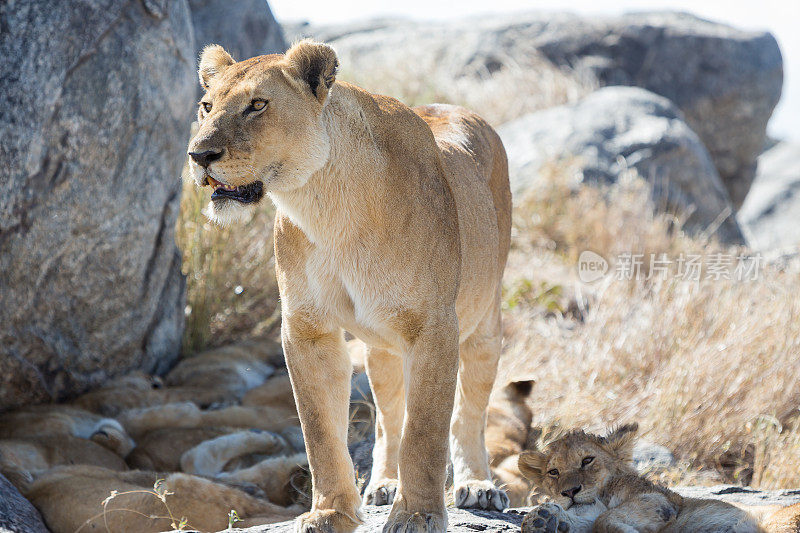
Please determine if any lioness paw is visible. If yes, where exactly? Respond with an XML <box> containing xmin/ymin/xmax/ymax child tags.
<box><xmin>522</xmin><ymin>503</ymin><xmax>570</xmax><ymax>533</ymax></box>
<box><xmin>365</xmin><ymin>479</ymin><xmax>398</xmax><ymax>506</ymax></box>
<box><xmin>382</xmin><ymin>509</ymin><xmax>446</xmax><ymax>533</ymax></box>
<box><xmin>295</xmin><ymin>509</ymin><xmax>360</xmax><ymax>533</ymax></box>
<box><xmin>454</xmin><ymin>480</ymin><xmax>509</xmax><ymax>511</ymax></box>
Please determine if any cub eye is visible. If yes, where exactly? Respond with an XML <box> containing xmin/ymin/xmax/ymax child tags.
<box><xmin>547</xmin><ymin>469</ymin><xmax>559</xmax><ymax>477</ymax></box>
<box><xmin>201</xmin><ymin>102</ymin><xmax>212</xmax><ymax>113</ymax></box>
<box><xmin>250</xmin><ymin>99</ymin><xmax>268</xmax><ymax>112</ymax></box>
<box><xmin>581</xmin><ymin>456</ymin><xmax>595</xmax><ymax>467</ymax></box>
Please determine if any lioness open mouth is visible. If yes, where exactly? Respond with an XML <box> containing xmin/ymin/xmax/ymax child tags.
<box><xmin>205</xmin><ymin>176</ymin><xmax>264</xmax><ymax>204</ymax></box>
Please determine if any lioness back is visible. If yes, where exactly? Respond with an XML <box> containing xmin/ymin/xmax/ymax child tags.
<box><xmin>414</xmin><ymin>104</ymin><xmax>512</xmax><ymax>340</ymax></box>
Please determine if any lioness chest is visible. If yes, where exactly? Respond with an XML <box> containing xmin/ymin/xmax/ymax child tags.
<box><xmin>297</xmin><ymin>235</ymin><xmax>423</xmax><ymax>353</ymax></box>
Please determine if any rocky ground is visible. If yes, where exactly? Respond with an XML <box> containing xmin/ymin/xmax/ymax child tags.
<box><xmin>230</xmin><ymin>486</ymin><xmax>800</xmax><ymax>532</ymax></box>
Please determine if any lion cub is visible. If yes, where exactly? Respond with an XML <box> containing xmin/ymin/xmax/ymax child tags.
<box><xmin>518</xmin><ymin>424</ymin><xmax>793</xmax><ymax>533</ymax></box>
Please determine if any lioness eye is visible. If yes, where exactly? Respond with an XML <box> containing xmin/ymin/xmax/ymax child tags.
<box><xmin>581</xmin><ymin>456</ymin><xmax>595</xmax><ymax>467</ymax></box>
<box><xmin>250</xmin><ymin>99</ymin><xmax>268</xmax><ymax>111</ymax></box>
<box><xmin>547</xmin><ymin>469</ymin><xmax>559</xmax><ymax>477</ymax></box>
<box><xmin>201</xmin><ymin>102</ymin><xmax>212</xmax><ymax>113</ymax></box>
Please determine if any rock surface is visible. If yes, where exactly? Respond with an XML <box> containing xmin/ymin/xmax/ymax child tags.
<box><xmin>498</xmin><ymin>87</ymin><xmax>744</xmax><ymax>243</ymax></box>
<box><xmin>189</xmin><ymin>0</ymin><xmax>287</xmax><ymax>64</ymax></box>
<box><xmin>0</xmin><ymin>0</ymin><xmax>195</xmax><ymax>411</ymax></box>
<box><xmin>286</xmin><ymin>11</ymin><xmax>782</xmax><ymax>207</ymax></box>
<box><xmin>231</xmin><ymin>506</ymin><xmax>526</xmax><ymax>532</ymax></box>
<box><xmin>226</xmin><ymin>486</ymin><xmax>800</xmax><ymax>532</ymax></box>
<box><xmin>0</xmin><ymin>472</ymin><xmax>49</xmax><ymax>533</ymax></box>
<box><xmin>632</xmin><ymin>441</ymin><xmax>676</xmax><ymax>471</ymax></box>
<box><xmin>738</xmin><ymin>141</ymin><xmax>800</xmax><ymax>252</ymax></box>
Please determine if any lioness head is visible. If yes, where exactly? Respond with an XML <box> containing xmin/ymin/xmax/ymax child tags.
<box><xmin>187</xmin><ymin>40</ymin><xmax>339</xmax><ymax>225</ymax></box>
<box><xmin>518</xmin><ymin>423</ymin><xmax>638</xmax><ymax>509</ymax></box>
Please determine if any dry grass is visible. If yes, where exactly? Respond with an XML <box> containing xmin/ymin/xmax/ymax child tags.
<box><xmin>501</xmin><ymin>163</ymin><xmax>800</xmax><ymax>489</ymax></box>
<box><xmin>175</xmin><ymin>170</ymin><xmax>280</xmax><ymax>354</ymax></box>
<box><xmin>336</xmin><ymin>52</ymin><xmax>589</xmax><ymax>125</ymax></box>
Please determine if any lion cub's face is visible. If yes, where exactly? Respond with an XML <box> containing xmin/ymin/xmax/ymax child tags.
<box><xmin>187</xmin><ymin>41</ymin><xmax>338</xmax><ymax>225</ymax></box>
<box><xmin>518</xmin><ymin>423</ymin><xmax>638</xmax><ymax>509</ymax></box>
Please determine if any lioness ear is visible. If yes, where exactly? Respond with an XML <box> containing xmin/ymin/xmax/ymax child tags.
<box><xmin>602</xmin><ymin>422</ymin><xmax>638</xmax><ymax>461</ymax></box>
<box><xmin>198</xmin><ymin>44</ymin><xmax>235</xmax><ymax>90</ymax></box>
<box><xmin>518</xmin><ymin>450</ymin><xmax>548</xmax><ymax>483</ymax></box>
<box><xmin>285</xmin><ymin>39</ymin><xmax>338</xmax><ymax>103</ymax></box>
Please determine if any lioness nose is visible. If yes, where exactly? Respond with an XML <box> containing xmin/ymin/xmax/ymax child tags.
<box><xmin>561</xmin><ymin>485</ymin><xmax>582</xmax><ymax>499</ymax></box>
<box><xmin>189</xmin><ymin>149</ymin><xmax>223</xmax><ymax>168</ymax></box>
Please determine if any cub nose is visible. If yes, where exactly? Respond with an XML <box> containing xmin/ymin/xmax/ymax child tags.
<box><xmin>561</xmin><ymin>485</ymin><xmax>582</xmax><ymax>499</ymax></box>
<box><xmin>188</xmin><ymin>149</ymin><xmax>223</xmax><ymax>168</ymax></box>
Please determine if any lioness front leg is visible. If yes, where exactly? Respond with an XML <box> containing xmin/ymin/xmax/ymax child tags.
<box><xmin>450</xmin><ymin>307</ymin><xmax>508</xmax><ymax>511</ymax></box>
<box><xmin>384</xmin><ymin>313</ymin><xmax>460</xmax><ymax>533</ymax></box>
<box><xmin>283</xmin><ymin>318</ymin><xmax>362</xmax><ymax>533</ymax></box>
<box><xmin>364</xmin><ymin>347</ymin><xmax>404</xmax><ymax>506</ymax></box>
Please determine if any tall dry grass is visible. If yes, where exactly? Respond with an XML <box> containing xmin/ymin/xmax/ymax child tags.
<box><xmin>501</xmin><ymin>164</ymin><xmax>800</xmax><ymax>488</ymax></box>
<box><xmin>175</xmin><ymin>172</ymin><xmax>280</xmax><ymax>354</ymax></box>
<box><xmin>337</xmin><ymin>53</ymin><xmax>589</xmax><ymax>125</ymax></box>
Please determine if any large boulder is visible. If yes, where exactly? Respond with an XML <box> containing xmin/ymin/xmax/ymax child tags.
<box><xmin>0</xmin><ymin>472</ymin><xmax>49</xmax><ymax>533</ymax></box>
<box><xmin>189</xmin><ymin>0</ymin><xmax>287</xmax><ymax>63</ymax></box>
<box><xmin>0</xmin><ymin>1</ymin><xmax>195</xmax><ymax>410</ymax></box>
<box><xmin>288</xmin><ymin>11</ymin><xmax>782</xmax><ymax>207</ymax></box>
<box><xmin>738</xmin><ymin>141</ymin><xmax>800</xmax><ymax>252</ymax></box>
<box><xmin>498</xmin><ymin>87</ymin><xmax>744</xmax><ymax>244</ymax></box>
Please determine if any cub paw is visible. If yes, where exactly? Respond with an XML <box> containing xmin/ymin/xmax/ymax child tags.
<box><xmin>295</xmin><ymin>508</ymin><xmax>360</xmax><ymax>533</ymax></box>
<box><xmin>521</xmin><ymin>503</ymin><xmax>571</xmax><ymax>533</ymax></box>
<box><xmin>453</xmin><ymin>480</ymin><xmax>509</xmax><ymax>511</ymax></box>
<box><xmin>382</xmin><ymin>509</ymin><xmax>446</xmax><ymax>533</ymax></box>
<box><xmin>365</xmin><ymin>479</ymin><xmax>398</xmax><ymax>506</ymax></box>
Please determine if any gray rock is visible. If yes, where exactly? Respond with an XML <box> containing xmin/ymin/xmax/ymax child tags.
<box><xmin>674</xmin><ymin>485</ymin><xmax>800</xmax><ymax>507</ymax></box>
<box><xmin>0</xmin><ymin>0</ymin><xmax>195</xmax><ymax>410</ymax></box>
<box><xmin>228</xmin><ymin>506</ymin><xmax>525</xmax><ymax>532</ymax></box>
<box><xmin>190</xmin><ymin>0</ymin><xmax>287</xmax><ymax>63</ymax></box>
<box><xmin>288</xmin><ymin>11</ymin><xmax>782</xmax><ymax>207</ymax></box>
<box><xmin>633</xmin><ymin>441</ymin><xmax>676</xmax><ymax>471</ymax></box>
<box><xmin>498</xmin><ymin>87</ymin><xmax>744</xmax><ymax>243</ymax></box>
<box><xmin>529</xmin><ymin>12</ymin><xmax>783</xmax><ymax>208</ymax></box>
<box><xmin>0</xmin><ymin>472</ymin><xmax>49</xmax><ymax>533</ymax></box>
<box><xmin>738</xmin><ymin>141</ymin><xmax>800</xmax><ymax>252</ymax></box>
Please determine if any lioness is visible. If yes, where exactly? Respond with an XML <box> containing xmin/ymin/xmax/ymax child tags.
<box><xmin>518</xmin><ymin>424</ymin><xmax>800</xmax><ymax>533</ymax></box>
<box><xmin>187</xmin><ymin>40</ymin><xmax>512</xmax><ymax>532</ymax></box>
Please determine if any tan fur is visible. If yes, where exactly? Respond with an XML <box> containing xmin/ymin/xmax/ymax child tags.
<box><xmin>24</xmin><ymin>465</ymin><xmax>301</xmax><ymax>533</ymax></box>
<box><xmin>0</xmin><ymin>405</ymin><xmax>135</xmax><ymax>458</ymax></box>
<box><xmin>518</xmin><ymin>425</ymin><xmax>800</xmax><ymax>533</ymax></box>
<box><xmin>126</xmin><ymin>426</ymin><xmax>233</xmax><ymax>471</ymax></box>
<box><xmin>485</xmin><ymin>379</ymin><xmax>536</xmax><ymax>506</ymax></box>
<box><xmin>0</xmin><ymin>435</ymin><xmax>128</xmax><ymax>488</ymax></box>
<box><xmin>72</xmin><ymin>384</ymin><xmax>232</xmax><ymax>416</ymax></box>
<box><xmin>116</xmin><ymin>401</ymin><xmax>297</xmax><ymax>439</ymax></box>
<box><xmin>215</xmin><ymin>452</ymin><xmax>311</xmax><ymax>507</ymax></box>
<box><xmin>187</xmin><ymin>40</ymin><xmax>512</xmax><ymax>532</ymax></box>
<box><xmin>180</xmin><ymin>430</ymin><xmax>288</xmax><ymax>476</ymax></box>
<box><xmin>164</xmin><ymin>341</ymin><xmax>280</xmax><ymax>395</ymax></box>
<box><xmin>241</xmin><ymin>372</ymin><xmax>298</xmax><ymax>414</ymax></box>
<box><xmin>73</xmin><ymin>342</ymin><xmax>281</xmax><ymax>416</ymax></box>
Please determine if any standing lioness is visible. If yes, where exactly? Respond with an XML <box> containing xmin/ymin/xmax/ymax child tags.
<box><xmin>187</xmin><ymin>40</ymin><xmax>512</xmax><ymax>532</ymax></box>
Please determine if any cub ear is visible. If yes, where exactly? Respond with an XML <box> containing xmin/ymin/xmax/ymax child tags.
<box><xmin>518</xmin><ymin>450</ymin><xmax>548</xmax><ymax>484</ymax></box>
<box><xmin>285</xmin><ymin>39</ymin><xmax>338</xmax><ymax>103</ymax></box>
<box><xmin>198</xmin><ymin>44</ymin><xmax>235</xmax><ymax>89</ymax></box>
<box><xmin>602</xmin><ymin>422</ymin><xmax>639</xmax><ymax>461</ymax></box>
